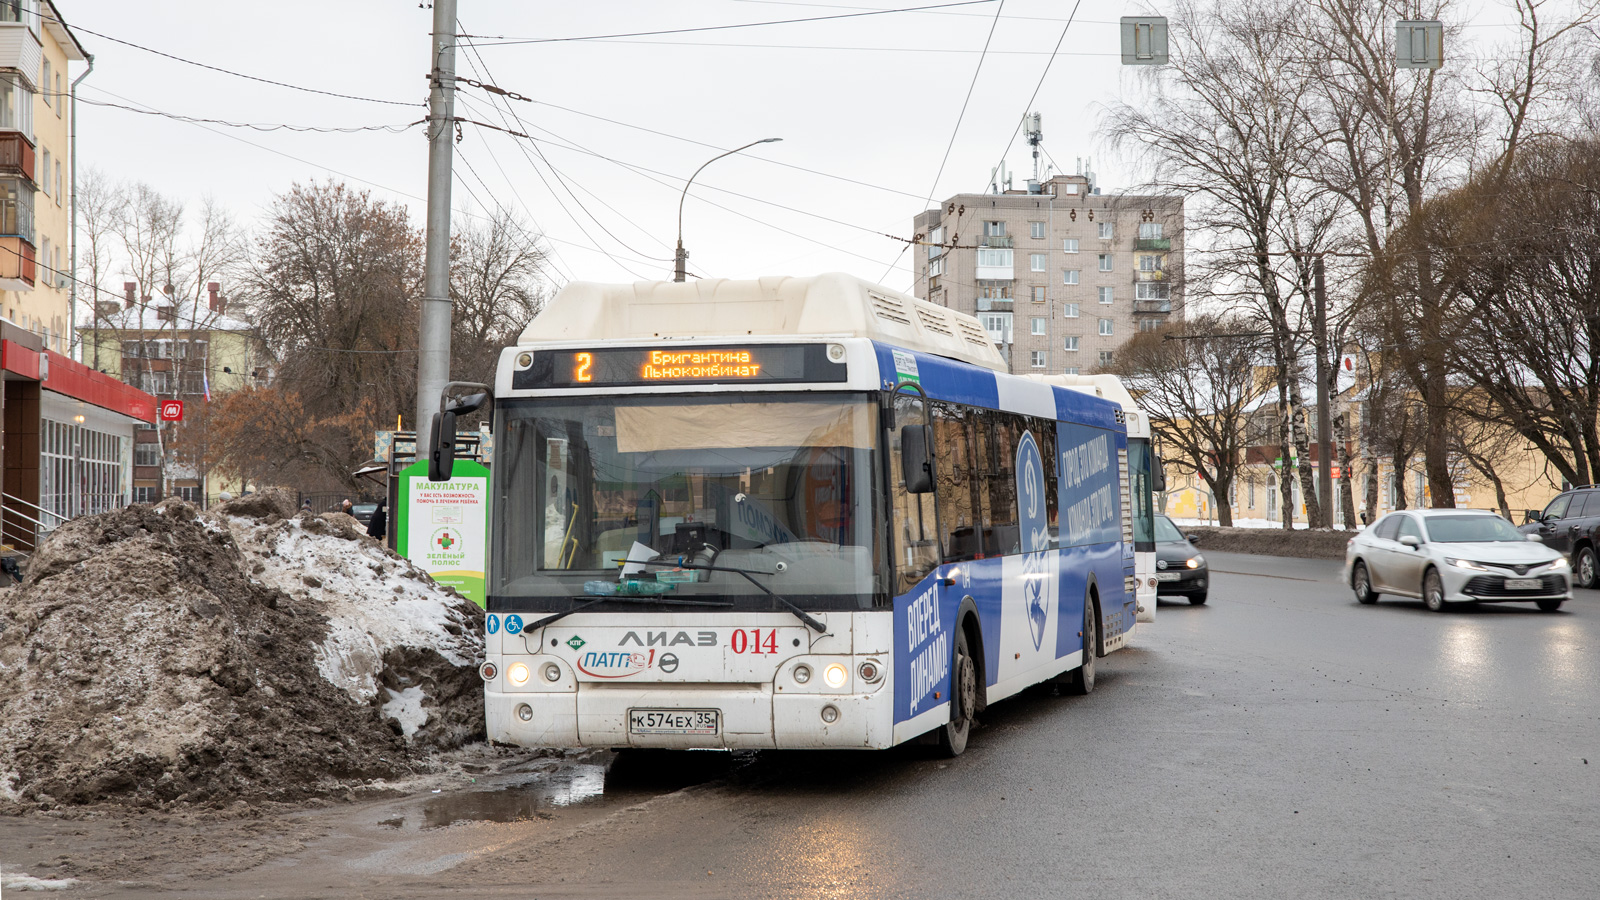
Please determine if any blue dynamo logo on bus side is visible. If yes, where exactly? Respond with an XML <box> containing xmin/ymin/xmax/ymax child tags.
<box><xmin>1016</xmin><ymin>431</ymin><xmax>1049</xmax><ymax>651</ymax></box>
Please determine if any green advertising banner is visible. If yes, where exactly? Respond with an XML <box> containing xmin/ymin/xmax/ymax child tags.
<box><xmin>396</xmin><ymin>459</ymin><xmax>490</xmax><ymax>608</ymax></box>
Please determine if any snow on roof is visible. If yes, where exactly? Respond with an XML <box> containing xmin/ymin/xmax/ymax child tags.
<box><xmin>86</xmin><ymin>298</ymin><xmax>252</xmax><ymax>334</ymax></box>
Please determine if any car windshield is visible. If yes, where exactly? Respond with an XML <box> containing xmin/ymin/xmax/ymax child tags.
<box><xmin>491</xmin><ymin>393</ymin><xmax>884</xmax><ymax>609</ymax></box>
<box><xmin>1423</xmin><ymin>515</ymin><xmax>1523</xmax><ymax>543</ymax></box>
<box><xmin>1154</xmin><ymin>515</ymin><xmax>1186</xmax><ymax>543</ymax></box>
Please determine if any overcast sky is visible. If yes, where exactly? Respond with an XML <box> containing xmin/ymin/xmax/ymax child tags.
<box><xmin>67</xmin><ymin>0</ymin><xmax>1519</xmax><ymax>295</ymax></box>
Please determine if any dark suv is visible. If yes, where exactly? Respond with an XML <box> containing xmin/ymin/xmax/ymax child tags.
<box><xmin>1521</xmin><ymin>487</ymin><xmax>1600</xmax><ymax>589</ymax></box>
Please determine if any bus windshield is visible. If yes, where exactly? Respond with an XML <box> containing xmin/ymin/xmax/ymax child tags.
<box><xmin>491</xmin><ymin>393</ymin><xmax>884</xmax><ymax>609</ymax></box>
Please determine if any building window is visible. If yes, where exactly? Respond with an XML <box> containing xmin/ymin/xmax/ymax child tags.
<box><xmin>928</xmin><ymin>226</ymin><xmax>944</xmax><ymax>258</ymax></box>
<box><xmin>0</xmin><ymin>74</ymin><xmax>33</xmax><ymax>138</ymax></box>
<box><xmin>0</xmin><ymin>178</ymin><xmax>34</xmax><ymax>240</ymax></box>
<box><xmin>1031</xmin><ymin>316</ymin><xmax>1047</xmax><ymax>335</ymax></box>
<box><xmin>983</xmin><ymin>220</ymin><xmax>1006</xmax><ymax>237</ymax></box>
<box><xmin>1139</xmin><ymin>318</ymin><xmax>1161</xmax><ymax>332</ymax></box>
<box><xmin>1031</xmin><ymin>285</ymin><xmax>1046</xmax><ymax>303</ymax></box>
<box><xmin>1098</xmin><ymin>318</ymin><xmax>1114</xmax><ymax>336</ymax></box>
<box><xmin>38</xmin><ymin>149</ymin><xmax>49</xmax><ymax>196</ymax></box>
<box><xmin>53</xmin><ymin>159</ymin><xmax>60</xmax><ymax>205</ymax></box>
<box><xmin>976</xmin><ymin>248</ymin><xmax>1013</xmax><ymax>268</ymax></box>
<box><xmin>40</xmin><ymin>60</ymin><xmax>50</xmax><ymax>108</ymax></box>
<box><xmin>1062</xmin><ymin>269</ymin><xmax>1079</xmax><ymax>285</ymax></box>
<box><xmin>1136</xmin><ymin>282</ymin><xmax>1171</xmax><ymax>300</ymax></box>
<box><xmin>1098</xmin><ymin>286</ymin><xmax>1114</xmax><ymax>304</ymax></box>
<box><xmin>1063</xmin><ymin>366</ymin><xmax>1080</xmax><ymax>375</ymax></box>
<box><xmin>1099</xmin><ymin>222</ymin><xmax>1114</xmax><ymax>239</ymax></box>
<box><xmin>1030</xmin><ymin>221</ymin><xmax>1046</xmax><ymax>239</ymax></box>
<box><xmin>1030</xmin><ymin>350</ymin><xmax>1047</xmax><ymax>368</ymax></box>
<box><xmin>134</xmin><ymin>443</ymin><xmax>162</xmax><ymax>467</ymax></box>
<box><xmin>134</xmin><ymin>486</ymin><xmax>159</xmax><ymax>504</ymax></box>
<box><xmin>1139</xmin><ymin>254</ymin><xmax>1162</xmax><ymax>271</ymax></box>
<box><xmin>1248</xmin><ymin>476</ymin><xmax>1256</xmax><ymax>509</ymax></box>
<box><xmin>1061</xmin><ymin>302</ymin><xmax>1079</xmax><ymax>318</ymax></box>
<box><xmin>928</xmin><ymin>257</ymin><xmax>944</xmax><ymax>278</ymax></box>
<box><xmin>1098</xmin><ymin>253</ymin><xmax>1112</xmax><ymax>272</ymax></box>
<box><xmin>1099</xmin><ymin>350</ymin><xmax>1114</xmax><ymax>366</ymax></box>
<box><xmin>1029</xmin><ymin>253</ymin><xmax>1047</xmax><ymax>272</ymax></box>
<box><xmin>54</xmin><ymin>72</ymin><xmax>61</xmax><ymax>118</ymax></box>
<box><xmin>1140</xmin><ymin>222</ymin><xmax>1164</xmax><ymax>240</ymax></box>
<box><xmin>1062</xmin><ymin>238</ymin><xmax>1078</xmax><ymax>253</ymax></box>
<box><xmin>979</xmin><ymin>283</ymin><xmax>1011</xmax><ymax>300</ymax></box>
<box><xmin>1064</xmin><ymin>336</ymin><xmax>1080</xmax><ymax>351</ymax></box>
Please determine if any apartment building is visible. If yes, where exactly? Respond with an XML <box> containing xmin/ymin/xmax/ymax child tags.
<box><xmin>912</xmin><ymin>173</ymin><xmax>1183</xmax><ymax>375</ymax></box>
<box><xmin>0</xmin><ymin>0</ymin><xmax>85</xmax><ymax>355</ymax></box>
<box><xmin>78</xmin><ymin>282</ymin><xmax>267</xmax><ymax>503</ymax></box>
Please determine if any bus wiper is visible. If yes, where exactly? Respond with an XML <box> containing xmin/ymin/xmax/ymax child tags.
<box><xmin>526</xmin><ymin>594</ymin><xmax>733</xmax><ymax>632</ymax></box>
<box><xmin>638</xmin><ymin>560</ymin><xmax>827</xmax><ymax>633</ymax></box>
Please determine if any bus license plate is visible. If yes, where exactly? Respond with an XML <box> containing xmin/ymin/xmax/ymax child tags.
<box><xmin>1505</xmin><ymin>578</ymin><xmax>1541</xmax><ymax>590</ymax></box>
<box><xmin>1156</xmin><ymin>572</ymin><xmax>1181</xmax><ymax>581</ymax></box>
<box><xmin>630</xmin><ymin>709</ymin><xmax>719</xmax><ymax>735</ymax></box>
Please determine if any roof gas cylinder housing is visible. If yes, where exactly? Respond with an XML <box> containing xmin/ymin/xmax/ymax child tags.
<box><xmin>518</xmin><ymin>273</ymin><xmax>1007</xmax><ymax>372</ymax></box>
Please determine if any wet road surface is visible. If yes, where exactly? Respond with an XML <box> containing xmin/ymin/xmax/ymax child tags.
<box><xmin>6</xmin><ymin>551</ymin><xmax>1598</xmax><ymax>898</ymax></box>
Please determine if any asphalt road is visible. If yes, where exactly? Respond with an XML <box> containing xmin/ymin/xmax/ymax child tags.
<box><xmin>7</xmin><ymin>551</ymin><xmax>1597</xmax><ymax>898</ymax></box>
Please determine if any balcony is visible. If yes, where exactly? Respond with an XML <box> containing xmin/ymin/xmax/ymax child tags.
<box><xmin>0</xmin><ymin>234</ymin><xmax>34</xmax><ymax>290</ymax></box>
<box><xmin>979</xmin><ymin>235</ymin><xmax>1014</xmax><ymax>248</ymax></box>
<box><xmin>0</xmin><ymin>132</ymin><xmax>33</xmax><ymax>181</ymax></box>
<box><xmin>0</xmin><ymin>21</ymin><xmax>42</xmax><ymax>90</ymax></box>
<box><xmin>1134</xmin><ymin>270</ymin><xmax>1165</xmax><ymax>282</ymax></box>
<box><xmin>976</xmin><ymin>296</ymin><xmax>1013</xmax><ymax>311</ymax></box>
<box><xmin>1135</xmin><ymin>238</ymin><xmax>1171</xmax><ymax>251</ymax></box>
<box><xmin>1135</xmin><ymin>299</ymin><xmax>1173</xmax><ymax>314</ymax></box>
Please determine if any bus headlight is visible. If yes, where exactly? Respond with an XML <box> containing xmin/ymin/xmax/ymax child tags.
<box><xmin>793</xmin><ymin>664</ymin><xmax>812</xmax><ymax>684</ymax></box>
<box><xmin>508</xmin><ymin>662</ymin><xmax>531</xmax><ymax>685</ymax></box>
<box><xmin>543</xmin><ymin>663</ymin><xmax>562</xmax><ymax>683</ymax></box>
<box><xmin>824</xmin><ymin>663</ymin><xmax>849</xmax><ymax>688</ymax></box>
<box><xmin>820</xmin><ymin>704</ymin><xmax>840</xmax><ymax>723</ymax></box>
<box><xmin>516</xmin><ymin>703</ymin><xmax>534</xmax><ymax>721</ymax></box>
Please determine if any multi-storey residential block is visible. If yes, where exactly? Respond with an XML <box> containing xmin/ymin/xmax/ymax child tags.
<box><xmin>78</xmin><ymin>282</ymin><xmax>268</xmax><ymax>503</ymax></box>
<box><xmin>912</xmin><ymin>173</ymin><xmax>1183</xmax><ymax>375</ymax></box>
<box><xmin>0</xmin><ymin>0</ymin><xmax>85</xmax><ymax>354</ymax></box>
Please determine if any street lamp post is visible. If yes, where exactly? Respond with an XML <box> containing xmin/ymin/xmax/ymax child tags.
<box><xmin>674</xmin><ymin>138</ymin><xmax>782</xmax><ymax>282</ymax></box>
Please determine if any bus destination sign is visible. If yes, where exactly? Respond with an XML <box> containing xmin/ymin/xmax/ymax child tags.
<box><xmin>515</xmin><ymin>343</ymin><xmax>848</xmax><ymax>389</ymax></box>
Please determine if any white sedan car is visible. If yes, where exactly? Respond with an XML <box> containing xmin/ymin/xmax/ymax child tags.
<box><xmin>1345</xmin><ymin>509</ymin><xmax>1571</xmax><ymax>612</ymax></box>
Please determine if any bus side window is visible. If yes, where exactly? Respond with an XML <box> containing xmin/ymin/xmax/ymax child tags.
<box><xmin>1034</xmin><ymin>416</ymin><xmax>1059</xmax><ymax>547</ymax></box>
<box><xmin>889</xmin><ymin>393</ymin><xmax>940</xmax><ymax>593</ymax></box>
<box><xmin>933</xmin><ymin>402</ymin><xmax>979</xmax><ymax>562</ymax></box>
<box><xmin>979</xmin><ymin>410</ymin><xmax>1022</xmax><ymax>555</ymax></box>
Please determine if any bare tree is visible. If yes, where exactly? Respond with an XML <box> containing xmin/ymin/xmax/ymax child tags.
<box><xmin>1105</xmin><ymin>315</ymin><xmax>1274</xmax><ymax>526</ymax></box>
<box><xmin>450</xmin><ymin>205</ymin><xmax>549</xmax><ymax>388</ymax></box>
<box><xmin>1104</xmin><ymin>0</ymin><xmax>1339</xmax><ymax>529</ymax></box>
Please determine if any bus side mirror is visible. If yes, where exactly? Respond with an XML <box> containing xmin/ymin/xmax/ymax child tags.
<box><xmin>428</xmin><ymin>410</ymin><xmax>457</xmax><ymax>481</ymax></box>
<box><xmin>1152</xmin><ymin>456</ymin><xmax>1167</xmax><ymax>493</ymax></box>
<box><xmin>901</xmin><ymin>424</ymin><xmax>934</xmax><ymax>494</ymax></box>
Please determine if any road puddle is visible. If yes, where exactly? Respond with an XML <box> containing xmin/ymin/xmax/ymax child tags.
<box><xmin>381</xmin><ymin>762</ymin><xmax>610</xmax><ymax>831</ymax></box>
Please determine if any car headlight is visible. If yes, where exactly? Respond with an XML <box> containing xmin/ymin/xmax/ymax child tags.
<box><xmin>1444</xmin><ymin>557</ymin><xmax>1487</xmax><ymax>571</ymax></box>
<box><xmin>1548</xmin><ymin>557</ymin><xmax>1570</xmax><ymax>571</ymax></box>
<box><xmin>1186</xmin><ymin>555</ymin><xmax>1204</xmax><ymax>569</ymax></box>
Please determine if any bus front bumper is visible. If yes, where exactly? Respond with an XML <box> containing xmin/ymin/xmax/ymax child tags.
<box><xmin>486</xmin><ymin>683</ymin><xmax>896</xmax><ymax>750</ymax></box>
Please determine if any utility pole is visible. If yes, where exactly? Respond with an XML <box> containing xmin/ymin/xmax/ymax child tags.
<box><xmin>415</xmin><ymin>0</ymin><xmax>458</xmax><ymax>456</ymax></box>
<box><xmin>1313</xmin><ymin>255</ymin><xmax>1333</xmax><ymax>528</ymax></box>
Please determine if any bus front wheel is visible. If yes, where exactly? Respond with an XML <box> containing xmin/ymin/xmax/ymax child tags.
<box><xmin>938</xmin><ymin>626</ymin><xmax>977</xmax><ymax>757</ymax></box>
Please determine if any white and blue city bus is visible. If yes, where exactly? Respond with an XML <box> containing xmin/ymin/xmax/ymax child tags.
<box><xmin>439</xmin><ymin>273</ymin><xmax>1158</xmax><ymax>756</ymax></box>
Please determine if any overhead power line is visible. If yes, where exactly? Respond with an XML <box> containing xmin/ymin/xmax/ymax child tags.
<box><xmin>39</xmin><ymin>14</ymin><xmax>420</xmax><ymax>107</ymax></box>
<box><xmin>458</xmin><ymin>0</ymin><xmax>998</xmax><ymax>45</ymax></box>
<box><xmin>76</xmin><ymin>93</ymin><xmax>422</xmax><ymax>133</ymax></box>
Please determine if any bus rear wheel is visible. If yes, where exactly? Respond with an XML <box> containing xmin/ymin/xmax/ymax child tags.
<box><xmin>937</xmin><ymin>626</ymin><xmax>977</xmax><ymax>758</ymax></box>
<box><xmin>1063</xmin><ymin>595</ymin><xmax>1097</xmax><ymax>696</ymax></box>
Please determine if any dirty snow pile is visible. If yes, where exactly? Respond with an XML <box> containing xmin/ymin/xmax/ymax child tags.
<box><xmin>0</xmin><ymin>494</ymin><xmax>484</xmax><ymax>809</ymax></box>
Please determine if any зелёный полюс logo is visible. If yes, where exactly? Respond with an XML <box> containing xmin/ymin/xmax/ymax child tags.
<box><xmin>431</xmin><ymin>527</ymin><xmax>461</xmax><ymax>553</ymax></box>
